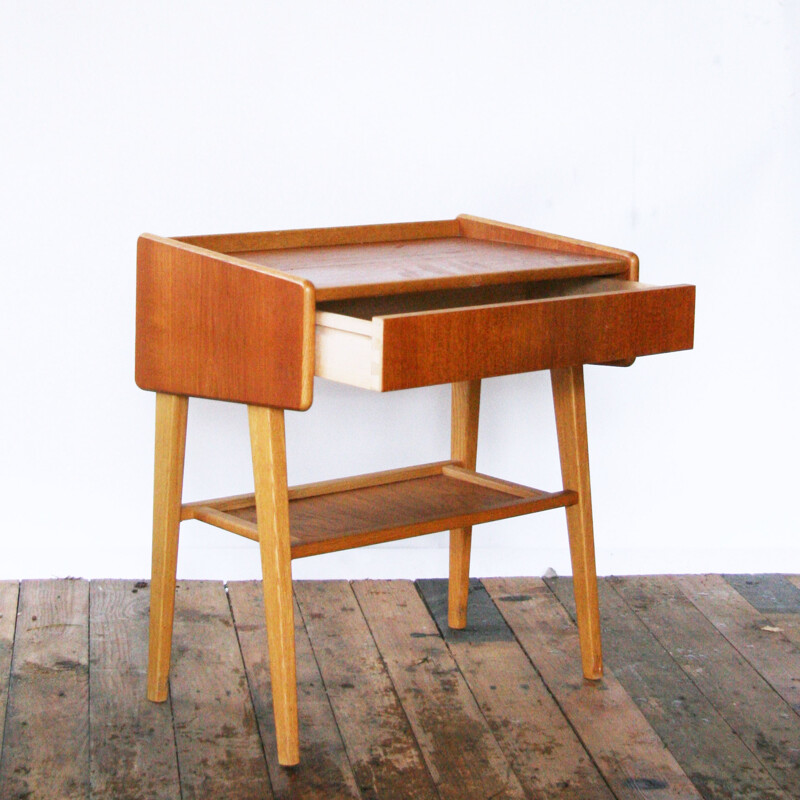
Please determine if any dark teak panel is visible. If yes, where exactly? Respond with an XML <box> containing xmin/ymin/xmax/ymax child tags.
<box><xmin>136</xmin><ymin>234</ymin><xmax>314</xmax><ymax>410</ymax></box>
<box><xmin>378</xmin><ymin>284</ymin><xmax>696</xmax><ymax>390</ymax></box>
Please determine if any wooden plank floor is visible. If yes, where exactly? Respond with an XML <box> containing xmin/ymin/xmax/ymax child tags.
<box><xmin>1</xmin><ymin>575</ymin><xmax>799</xmax><ymax>800</ymax></box>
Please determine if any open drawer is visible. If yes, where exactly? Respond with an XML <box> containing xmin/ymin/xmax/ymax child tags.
<box><xmin>315</xmin><ymin>276</ymin><xmax>696</xmax><ymax>391</ymax></box>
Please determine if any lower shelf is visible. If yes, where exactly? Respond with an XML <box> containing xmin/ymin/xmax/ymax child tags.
<box><xmin>181</xmin><ymin>461</ymin><xmax>576</xmax><ymax>559</ymax></box>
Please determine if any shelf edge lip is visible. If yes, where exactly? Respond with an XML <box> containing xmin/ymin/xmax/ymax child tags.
<box><xmin>171</xmin><ymin>218</ymin><xmax>461</xmax><ymax>253</ymax></box>
<box><xmin>181</xmin><ymin>461</ymin><xmax>458</xmax><ymax>516</ymax></box>
<box><xmin>181</xmin><ymin>461</ymin><xmax>569</xmax><ymax>512</ymax></box>
<box><xmin>312</xmin><ymin>259</ymin><xmax>630</xmax><ymax>302</ymax></box>
<box><xmin>288</xmin><ymin>489</ymin><xmax>577</xmax><ymax>560</ymax></box>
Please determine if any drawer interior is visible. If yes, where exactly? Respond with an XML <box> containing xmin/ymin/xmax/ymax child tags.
<box><xmin>317</xmin><ymin>276</ymin><xmax>646</xmax><ymax>321</ymax></box>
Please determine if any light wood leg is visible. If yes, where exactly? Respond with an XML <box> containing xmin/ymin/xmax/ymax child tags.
<box><xmin>448</xmin><ymin>379</ymin><xmax>481</xmax><ymax>629</ymax></box>
<box><xmin>147</xmin><ymin>392</ymin><xmax>189</xmax><ymax>701</ymax></box>
<box><xmin>248</xmin><ymin>404</ymin><xmax>299</xmax><ymax>766</ymax></box>
<box><xmin>551</xmin><ymin>366</ymin><xmax>603</xmax><ymax>680</ymax></box>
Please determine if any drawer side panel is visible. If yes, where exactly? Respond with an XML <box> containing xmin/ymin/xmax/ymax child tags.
<box><xmin>315</xmin><ymin>323</ymin><xmax>376</xmax><ymax>390</ymax></box>
<box><xmin>378</xmin><ymin>285</ymin><xmax>695</xmax><ymax>390</ymax></box>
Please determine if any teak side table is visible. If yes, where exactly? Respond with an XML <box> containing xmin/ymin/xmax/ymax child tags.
<box><xmin>135</xmin><ymin>214</ymin><xmax>695</xmax><ymax>765</ymax></box>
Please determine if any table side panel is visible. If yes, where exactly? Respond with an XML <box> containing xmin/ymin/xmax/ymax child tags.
<box><xmin>136</xmin><ymin>235</ymin><xmax>314</xmax><ymax>410</ymax></box>
<box><xmin>377</xmin><ymin>284</ymin><xmax>695</xmax><ymax>390</ymax></box>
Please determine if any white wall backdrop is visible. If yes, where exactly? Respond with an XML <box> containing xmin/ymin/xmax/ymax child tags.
<box><xmin>1</xmin><ymin>1</ymin><xmax>798</xmax><ymax>580</ymax></box>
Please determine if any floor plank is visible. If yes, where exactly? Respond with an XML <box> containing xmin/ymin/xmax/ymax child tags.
<box><xmin>610</xmin><ymin>575</ymin><xmax>800</xmax><ymax>797</ymax></box>
<box><xmin>168</xmin><ymin>580</ymin><xmax>273</xmax><ymax>799</ymax></box>
<box><xmin>725</xmin><ymin>574</ymin><xmax>800</xmax><ymax>615</ymax></box>
<box><xmin>0</xmin><ymin>582</ymin><xmax>19</xmax><ymax>757</ymax></box>
<box><xmin>483</xmin><ymin>576</ymin><xmax>703</xmax><ymax>800</ymax></box>
<box><xmin>353</xmin><ymin>579</ymin><xmax>526</xmax><ymax>800</ymax></box>
<box><xmin>0</xmin><ymin>580</ymin><xmax>89</xmax><ymax>800</ymax></box>
<box><xmin>227</xmin><ymin>580</ymin><xmax>360</xmax><ymax>800</ymax></box>
<box><xmin>675</xmin><ymin>575</ymin><xmax>800</xmax><ymax>716</ymax></box>
<box><xmin>724</xmin><ymin>574</ymin><xmax>800</xmax><ymax>649</ymax></box>
<box><xmin>417</xmin><ymin>578</ymin><xmax>615</xmax><ymax>800</ymax></box>
<box><xmin>89</xmin><ymin>580</ymin><xmax>181</xmax><ymax>800</ymax></box>
<box><xmin>295</xmin><ymin>579</ymin><xmax>439</xmax><ymax>800</ymax></box>
<box><xmin>549</xmin><ymin>576</ymin><xmax>789</xmax><ymax>800</ymax></box>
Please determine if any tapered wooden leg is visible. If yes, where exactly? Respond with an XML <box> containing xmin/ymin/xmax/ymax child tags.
<box><xmin>551</xmin><ymin>366</ymin><xmax>603</xmax><ymax>680</ymax></box>
<box><xmin>448</xmin><ymin>379</ymin><xmax>481</xmax><ymax>629</ymax></box>
<box><xmin>147</xmin><ymin>392</ymin><xmax>189</xmax><ymax>702</ymax></box>
<box><xmin>248</xmin><ymin>404</ymin><xmax>299</xmax><ymax>766</ymax></box>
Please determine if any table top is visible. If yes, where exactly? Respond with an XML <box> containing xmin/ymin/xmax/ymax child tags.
<box><xmin>175</xmin><ymin>214</ymin><xmax>637</xmax><ymax>301</ymax></box>
<box><xmin>227</xmin><ymin>237</ymin><xmax>628</xmax><ymax>301</ymax></box>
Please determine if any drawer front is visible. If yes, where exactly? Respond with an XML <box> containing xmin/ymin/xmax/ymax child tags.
<box><xmin>376</xmin><ymin>284</ymin><xmax>695</xmax><ymax>390</ymax></box>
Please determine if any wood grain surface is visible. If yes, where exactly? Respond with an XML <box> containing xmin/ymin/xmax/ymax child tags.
<box><xmin>0</xmin><ymin>582</ymin><xmax>19</xmax><ymax>759</ymax></box>
<box><xmin>224</xmin><ymin>471</ymin><xmax>574</xmax><ymax>558</ymax></box>
<box><xmin>177</xmin><ymin>218</ymin><xmax>460</xmax><ymax>254</ymax></box>
<box><xmin>294</xmin><ymin>580</ymin><xmax>439</xmax><ymax>799</ymax></box>
<box><xmin>353</xmin><ymin>580</ymin><xmax>527</xmax><ymax>799</ymax></box>
<box><xmin>484</xmin><ymin>577</ymin><xmax>703</xmax><ymax>800</ymax></box>
<box><xmin>248</xmin><ymin>404</ymin><xmax>299</xmax><ymax>766</ymax></box>
<box><xmin>418</xmin><ymin>579</ymin><xmax>616</xmax><ymax>799</ymax></box>
<box><xmin>136</xmin><ymin>234</ymin><xmax>315</xmax><ymax>409</ymax></box>
<box><xmin>549</xmin><ymin>576</ymin><xmax>791</xmax><ymax>800</ymax></box>
<box><xmin>0</xmin><ymin>580</ymin><xmax>89</xmax><ymax>800</ymax></box>
<box><xmin>676</xmin><ymin>575</ymin><xmax>800</xmax><ymax>716</ymax></box>
<box><xmin>377</xmin><ymin>283</ymin><xmax>695</xmax><ymax>390</ymax></box>
<box><xmin>726</xmin><ymin>574</ymin><xmax>800</xmax><ymax>650</ymax></box>
<box><xmin>457</xmin><ymin>214</ymin><xmax>639</xmax><ymax>280</ymax></box>
<box><xmin>168</xmin><ymin>581</ymin><xmax>272</xmax><ymax>799</ymax></box>
<box><xmin>551</xmin><ymin>366</ymin><xmax>602</xmax><ymax>680</ymax></box>
<box><xmin>147</xmin><ymin>392</ymin><xmax>187</xmax><ymax>703</ymax></box>
<box><xmin>448</xmin><ymin>380</ymin><xmax>481</xmax><ymax>629</ymax></box>
<box><xmin>612</xmin><ymin>575</ymin><xmax>800</xmax><ymax>797</ymax></box>
<box><xmin>89</xmin><ymin>580</ymin><xmax>180</xmax><ymax>800</ymax></box>
<box><xmin>241</xmin><ymin>237</ymin><xmax>628</xmax><ymax>301</ymax></box>
<box><xmin>0</xmin><ymin>576</ymin><xmax>796</xmax><ymax>799</ymax></box>
<box><xmin>227</xmin><ymin>581</ymin><xmax>360</xmax><ymax>800</ymax></box>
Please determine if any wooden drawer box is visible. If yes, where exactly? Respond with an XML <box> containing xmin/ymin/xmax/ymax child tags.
<box><xmin>316</xmin><ymin>277</ymin><xmax>695</xmax><ymax>391</ymax></box>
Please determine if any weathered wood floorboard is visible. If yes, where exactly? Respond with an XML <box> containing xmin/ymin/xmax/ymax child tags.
<box><xmin>353</xmin><ymin>579</ymin><xmax>526</xmax><ymax>800</ymax></box>
<box><xmin>676</xmin><ymin>575</ymin><xmax>800</xmax><ymax>716</ymax></box>
<box><xmin>89</xmin><ymin>580</ymin><xmax>180</xmax><ymax>800</ymax></box>
<box><xmin>0</xmin><ymin>580</ymin><xmax>89</xmax><ymax>800</ymax></box>
<box><xmin>417</xmin><ymin>578</ymin><xmax>615</xmax><ymax>800</ymax></box>
<box><xmin>611</xmin><ymin>575</ymin><xmax>800</xmax><ymax>797</ymax></box>
<box><xmin>0</xmin><ymin>582</ymin><xmax>19</xmax><ymax>757</ymax></box>
<box><xmin>725</xmin><ymin>574</ymin><xmax>800</xmax><ymax>649</ymax></box>
<box><xmin>1</xmin><ymin>575</ymin><xmax>798</xmax><ymax>800</ymax></box>
<box><xmin>168</xmin><ymin>580</ymin><xmax>272</xmax><ymax>800</ymax></box>
<box><xmin>227</xmin><ymin>580</ymin><xmax>360</xmax><ymax>800</ymax></box>
<box><xmin>483</xmin><ymin>576</ymin><xmax>703</xmax><ymax>800</ymax></box>
<box><xmin>725</xmin><ymin>574</ymin><xmax>800</xmax><ymax>615</ymax></box>
<box><xmin>547</xmin><ymin>576</ymin><xmax>790</xmax><ymax>800</ymax></box>
<box><xmin>778</xmin><ymin>576</ymin><xmax>800</xmax><ymax>648</ymax></box>
<box><xmin>294</xmin><ymin>579</ymin><xmax>439</xmax><ymax>800</ymax></box>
